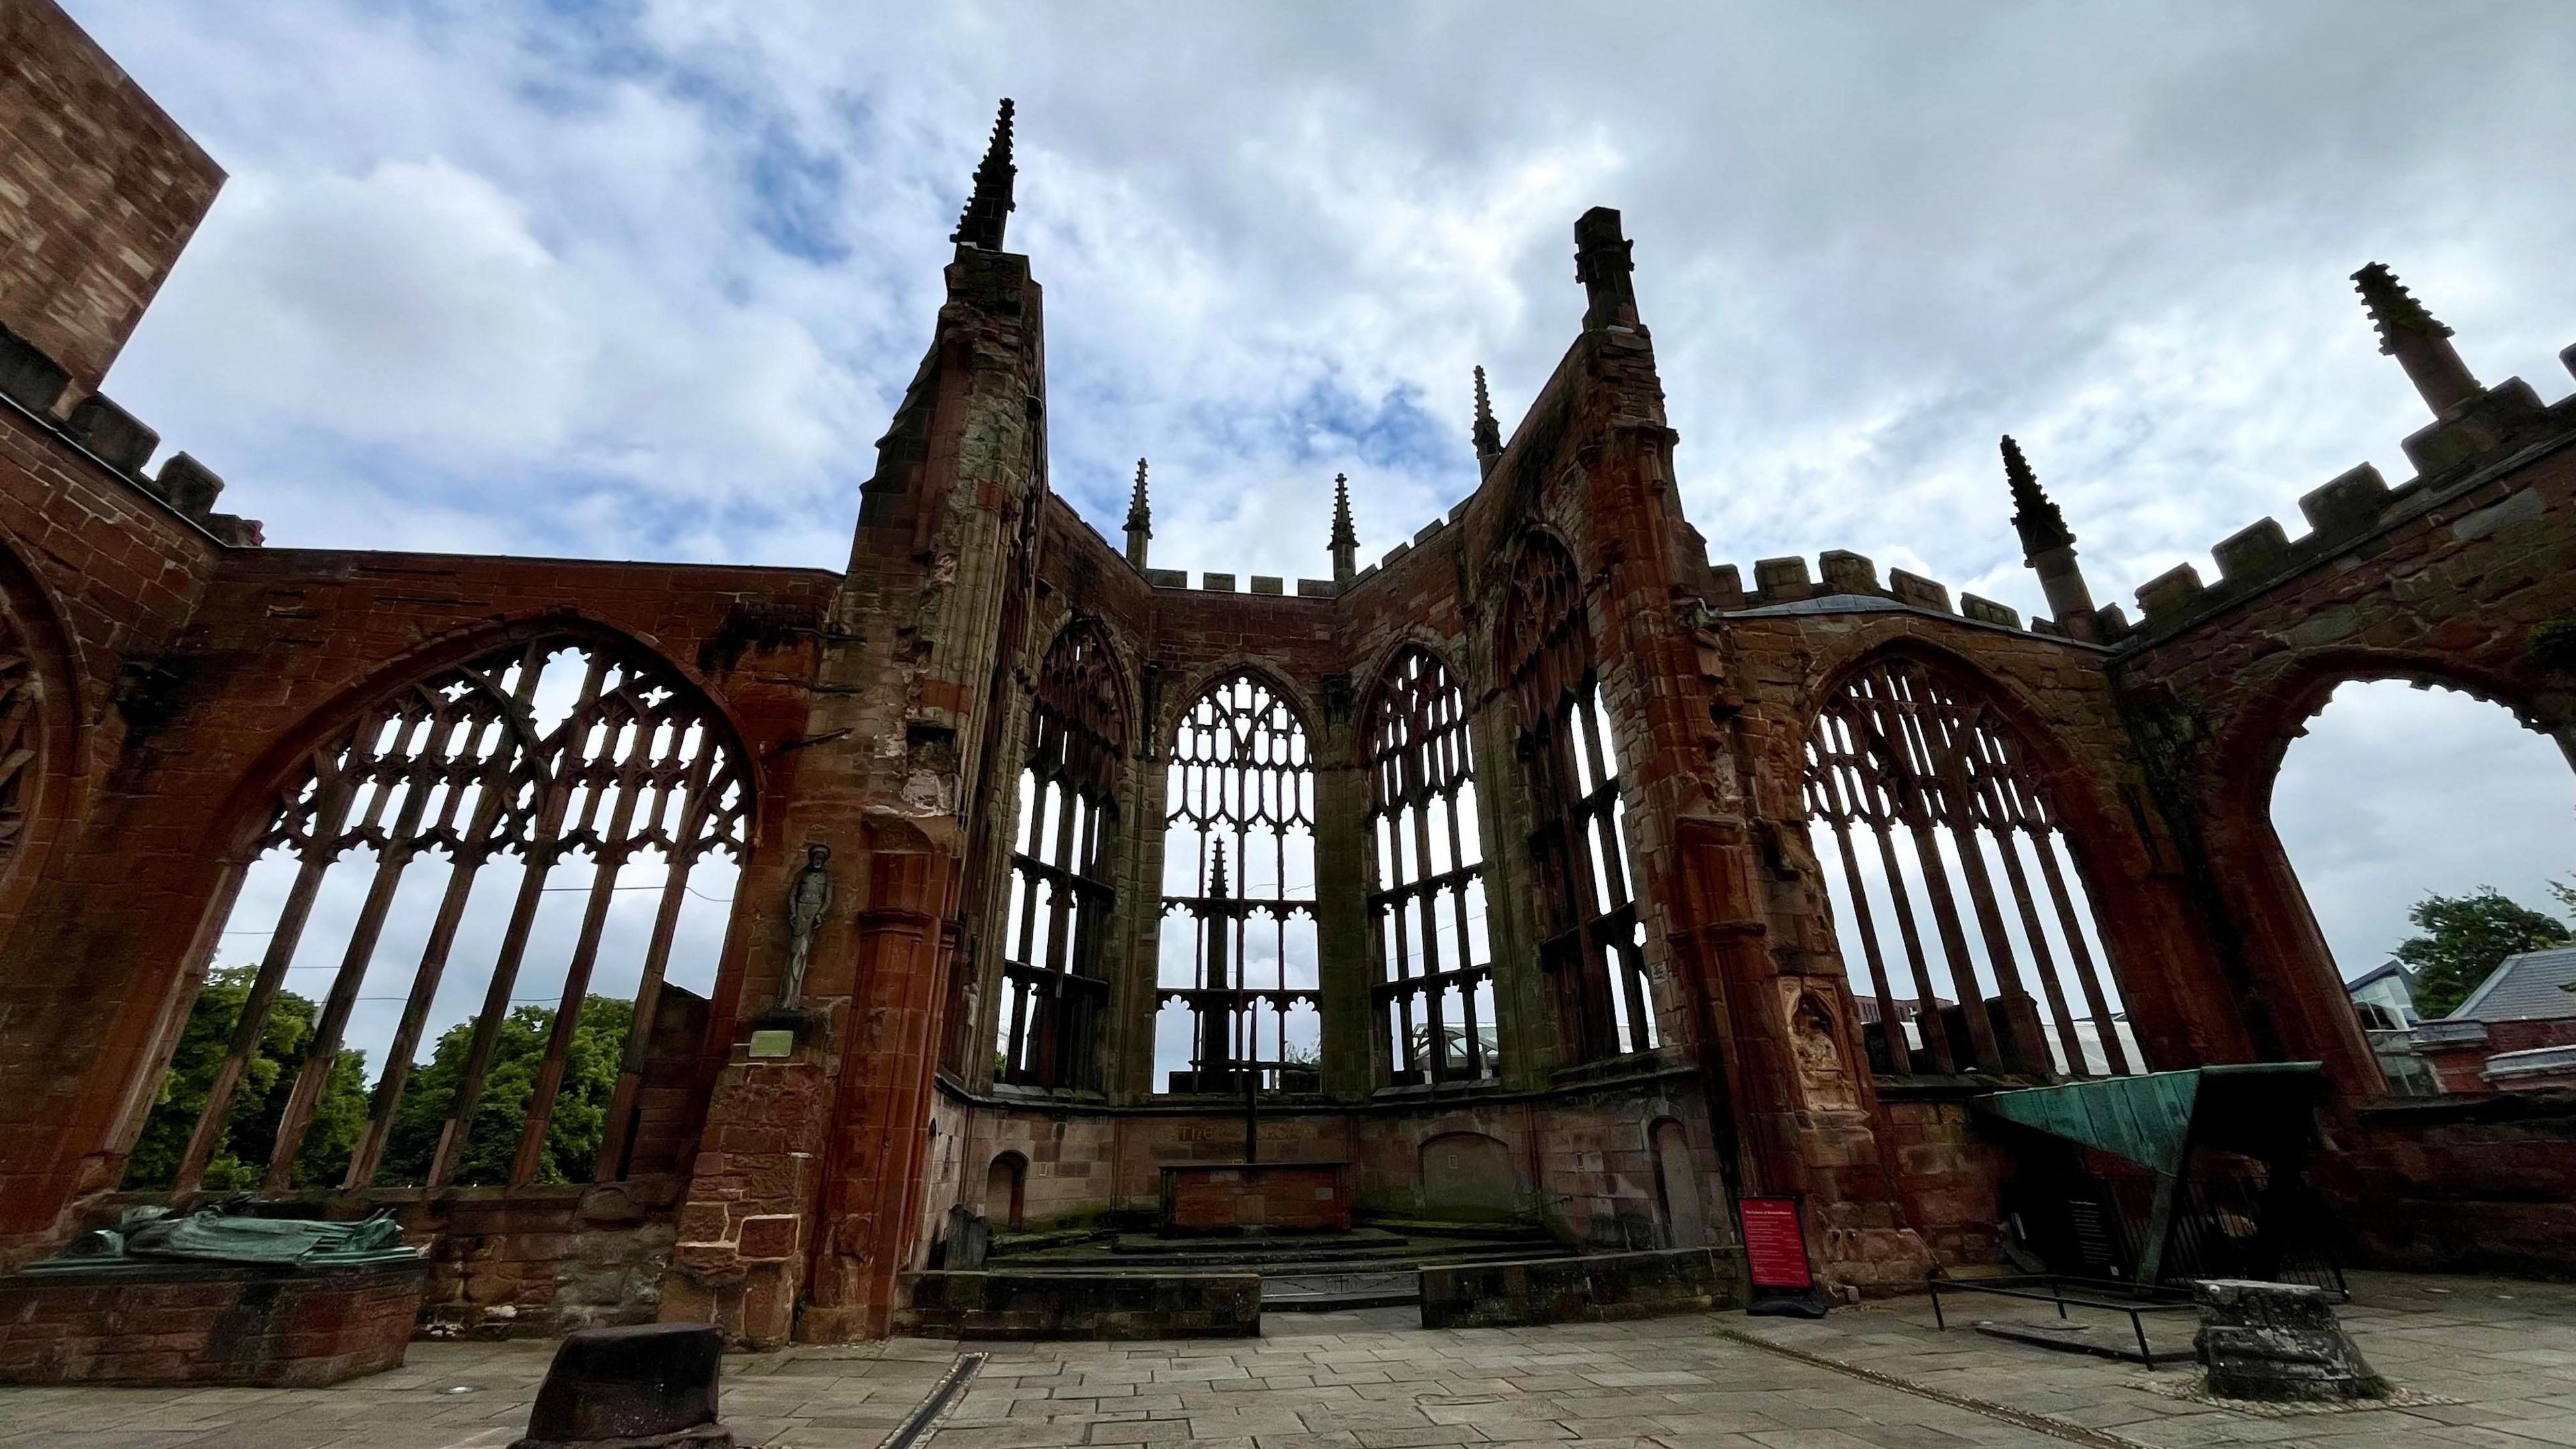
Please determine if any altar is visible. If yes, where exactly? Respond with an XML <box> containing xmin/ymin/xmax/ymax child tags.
<box><xmin>1159</xmin><ymin>1161</ymin><xmax>1353</xmax><ymax>1236</ymax></box>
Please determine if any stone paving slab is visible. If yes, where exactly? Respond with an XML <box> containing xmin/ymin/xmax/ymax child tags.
<box><xmin>4</xmin><ymin>1271</ymin><xmax>2573</xmax><ymax>1447</ymax></box>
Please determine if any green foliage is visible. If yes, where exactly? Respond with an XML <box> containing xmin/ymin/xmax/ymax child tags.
<box><xmin>377</xmin><ymin>996</ymin><xmax>635</xmax><ymax>1187</ymax></box>
<box><xmin>123</xmin><ymin>966</ymin><xmax>371</xmax><ymax>1191</ymax></box>
<box><xmin>2396</xmin><ymin>888</ymin><xmax>2573</xmax><ymax>1018</ymax></box>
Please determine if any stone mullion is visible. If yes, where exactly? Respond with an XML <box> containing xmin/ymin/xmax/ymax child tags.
<box><xmin>427</xmin><ymin>653</ymin><xmax>607</xmax><ymax>1189</ymax></box>
<box><xmin>1466</xmin><ymin>693</ymin><xmax>1553</xmax><ymax>1089</ymax></box>
<box><xmin>1110</xmin><ymin>723</ymin><xmax>1171</xmax><ymax>1102</ymax></box>
<box><xmin>511</xmin><ymin>741</ymin><xmax>649</xmax><ymax>1187</ymax></box>
<box><xmin>343</xmin><ymin>724</ymin><xmax>525</xmax><ymax>1188</ymax></box>
<box><xmin>2034</xmin><ymin>830</ymin><xmax>2131</xmax><ymax>1074</ymax></box>
<box><xmin>263</xmin><ymin>707</ymin><xmax>458</xmax><ymax>1190</ymax></box>
<box><xmin>594</xmin><ymin>746</ymin><xmax>718</xmax><ymax>1182</ymax></box>
<box><xmin>965</xmin><ymin>682</ymin><xmax>1039</xmax><ymax>1095</ymax></box>
<box><xmin>175</xmin><ymin>741</ymin><xmax>369</xmax><ymax>1194</ymax></box>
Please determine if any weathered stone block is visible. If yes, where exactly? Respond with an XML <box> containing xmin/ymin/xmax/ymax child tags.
<box><xmin>1295</xmin><ymin>578</ymin><xmax>1334</xmax><ymax>598</ymax></box>
<box><xmin>514</xmin><ymin>1322</ymin><xmax>730</xmax><ymax>1446</ymax></box>
<box><xmin>1248</xmin><ymin>575</ymin><xmax>1283</xmax><ymax>596</ymax></box>
<box><xmin>1888</xmin><ymin>569</ymin><xmax>1951</xmax><ymax>613</ymax></box>
<box><xmin>156</xmin><ymin>452</ymin><xmax>224</xmax><ymax>518</ymax></box>
<box><xmin>1419</xmin><ymin>1248</ymin><xmax>1744</xmax><ymax>1328</ymax></box>
<box><xmin>1753</xmin><ymin>556</ymin><xmax>1813</xmax><ymax>600</ymax></box>
<box><xmin>1817</xmin><ymin>549</ymin><xmax>1880</xmax><ymax>595</ymax></box>
<box><xmin>2298</xmin><ymin>464</ymin><xmax>2391</xmax><ymax>538</ymax></box>
<box><xmin>1960</xmin><ymin>594</ymin><xmax>2020</xmax><ymax>629</ymax></box>
<box><xmin>2133</xmin><ymin>563</ymin><xmax>2205</xmax><ymax>620</ymax></box>
<box><xmin>2193</xmin><ymin>1279</ymin><xmax>2386</xmax><ymax>1403</ymax></box>
<box><xmin>61</xmin><ymin>394</ymin><xmax>158</xmax><ymax>474</ymax></box>
<box><xmin>2210</xmin><ymin>517</ymin><xmax>2290</xmax><ymax>581</ymax></box>
<box><xmin>0</xmin><ymin>327</ymin><xmax>70</xmax><ymax>415</ymax></box>
<box><xmin>1143</xmin><ymin>567</ymin><xmax>1187</xmax><ymax>588</ymax></box>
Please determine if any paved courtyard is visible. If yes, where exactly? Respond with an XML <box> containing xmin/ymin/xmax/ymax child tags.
<box><xmin>3</xmin><ymin>1271</ymin><xmax>2573</xmax><ymax>1448</ymax></box>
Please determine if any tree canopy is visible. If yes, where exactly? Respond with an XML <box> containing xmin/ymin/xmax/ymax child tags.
<box><xmin>125</xmin><ymin>965</ymin><xmax>635</xmax><ymax>1191</ymax></box>
<box><xmin>2395</xmin><ymin>888</ymin><xmax>2573</xmax><ymax>1018</ymax></box>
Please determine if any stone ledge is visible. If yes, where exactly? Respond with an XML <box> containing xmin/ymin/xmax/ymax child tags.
<box><xmin>1419</xmin><ymin>1247</ymin><xmax>1745</xmax><ymax>1329</ymax></box>
<box><xmin>893</xmin><ymin>1269</ymin><xmax>1260</xmax><ymax>1340</ymax></box>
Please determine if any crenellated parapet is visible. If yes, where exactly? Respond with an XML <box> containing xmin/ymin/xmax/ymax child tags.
<box><xmin>0</xmin><ymin>322</ymin><xmax>262</xmax><ymax>545</ymax></box>
<box><xmin>2118</xmin><ymin>303</ymin><xmax>2575</xmax><ymax>646</ymax></box>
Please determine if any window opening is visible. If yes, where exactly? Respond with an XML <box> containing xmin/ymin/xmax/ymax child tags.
<box><xmin>126</xmin><ymin>637</ymin><xmax>747</xmax><ymax>1193</ymax></box>
<box><xmin>1804</xmin><ymin>654</ymin><xmax>2136</xmax><ymax>1078</ymax></box>
<box><xmin>994</xmin><ymin>621</ymin><xmax>1126</xmax><ymax>1090</ymax></box>
<box><xmin>1499</xmin><ymin>535</ymin><xmax>1658</xmax><ymax>1065</ymax></box>
<box><xmin>1156</xmin><ymin>674</ymin><xmax>1318</xmax><ymax>1093</ymax></box>
<box><xmin>1366</xmin><ymin>649</ymin><xmax>1496</xmax><ymax>1085</ymax></box>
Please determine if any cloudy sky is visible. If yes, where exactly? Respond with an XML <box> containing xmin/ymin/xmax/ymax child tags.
<box><xmin>68</xmin><ymin>0</ymin><xmax>2576</xmax><ymax>996</ymax></box>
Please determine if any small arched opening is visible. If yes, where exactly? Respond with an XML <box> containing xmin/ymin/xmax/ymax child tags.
<box><xmin>985</xmin><ymin>1150</ymin><xmax>1028</xmax><ymax>1230</ymax></box>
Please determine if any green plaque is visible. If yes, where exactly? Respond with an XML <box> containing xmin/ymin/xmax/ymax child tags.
<box><xmin>748</xmin><ymin>1028</ymin><xmax>796</xmax><ymax>1059</ymax></box>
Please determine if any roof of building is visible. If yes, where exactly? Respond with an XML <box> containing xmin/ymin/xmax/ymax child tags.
<box><xmin>2346</xmin><ymin>959</ymin><xmax>2416</xmax><ymax>994</ymax></box>
<box><xmin>2451</xmin><ymin>947</ymin><xmax>2576</xmax><ymax>1022</ymax></box>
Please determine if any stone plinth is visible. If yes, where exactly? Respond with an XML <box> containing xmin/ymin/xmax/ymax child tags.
<box><xmin>1159</xmin><ymin>1162</ymin><xmax>1352</xmax><ymax>1236</ymax></box>
<box><xmin>512</xmin><ymin>1322</ymin><xmax>731</xmax><ymax>1448</ymax></box>
<box><xmin>894</xmin><ymin>1270</ymin><xmax>1260</xmax><ymax>1340</ymax></box>
<box><xmin>0</xmin><ymin>1256</ymin><xmax>425</xmax><ymax>1387</ymax></box>
<box><xmin>1419</xmin><ymin>1248</ymin><xmax>1746</xmax><ymax>1329</ymax></box>
<box><xmin>2193</xmin><ymin>1279</ymin><xmax>2388</xmax><ymax>1402</ymax></box>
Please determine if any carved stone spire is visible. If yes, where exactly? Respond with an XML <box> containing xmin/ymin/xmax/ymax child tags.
<box><xmin>951</xmin><ymin>98</ymin><xmax>1016</xmax><ymax>252</ymax></box>
<box><xmin>1574</xmin><ymin>207</ymin><xmax>1641</xmax><ymax>333</ymax></box>
<box><xmin>1124</xmin><ymin>458</ymin><xmax>1152</xmax><ymax>568</ymax></box>
<box><xmin>2000</xmin><ymin>435</ymin><xmax>2098</xmax><ymax>642</ymax></box>
<box><xmin>2002</xmin><ymin>435</ymin><xmax>2072</xmax><ymax>556</ymax></box>
<box><xmin>1328</xmin><ymin>473</ymin><xmax>1358</xmax><ymax>586</ymax></box>
<box><xmin>2353</xmin><ymin>262</ymin><xmax>2481</xmax><ymax>415</ymax></box>
<box><xmin>1472</xmin><ymin>366</ymin><xmax>1503</xmax><ymax>475</ymax></box>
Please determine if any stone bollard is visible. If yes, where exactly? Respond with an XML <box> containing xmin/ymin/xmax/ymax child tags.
<box><xmin>2192</xmin><ymin>1279</ymin><xmax>2389</xmax><ymax>1403</ymax></box>
<box><xmin>511</xmin><ymin>1322</ymin><xmax>733</xmax><ymax>1448</ymax></box>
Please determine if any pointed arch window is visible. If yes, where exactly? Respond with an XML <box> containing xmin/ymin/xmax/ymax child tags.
<box><xmin>1804</xmin><ymin>654</ymin><xmax>2138</xmax><ymax>1078</ymax></box>
<box><xmin>1365</xmin><ymin>648</ymin><xmax>1496</xmax><ymax>1085</ymax></box>
<box><xmin>1156</xmin><ymin>674</ymin><xmax>1318</xmax><ymax>1094</ymax></box>
<box><xmin>1499</xmin><ymin>535</ymin><xmax>1658</xmax><ymax>1064</ymax></box>
<box><xmin>996</xmin><ymin>621</ymin><xmax>1126</xmax><ymax>1090</ymax></box>
<box><xmin>128</xmin><ymin>635</ymin><xmax>749</xmax><ymax>1194</ymax></box>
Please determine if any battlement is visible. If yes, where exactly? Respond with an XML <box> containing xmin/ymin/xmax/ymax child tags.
<box><xmin>0</xmin><ymin>323</ymin><xmax>262</xmax><ymax>545</ymax></box>
<box><xmin>2118</xmin><ymin>351</ymin><xmax>2576</xmax><ymax>647</ymax></box>
<box><xmin>1701</xmin><ymin>544</ymin><xmax>2110</xmax><ymax>645</ymax></box>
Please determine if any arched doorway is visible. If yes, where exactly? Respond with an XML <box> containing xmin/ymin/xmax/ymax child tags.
<box><xmin>985</xmin><ymin>1151</ymin><xmax>1028</xmax><ymax>1230</ymax></box>
<box><xmin>2270</xmin><ymin>678</ymin><xmax>2576</xmax><ymax>1086</ymax></box>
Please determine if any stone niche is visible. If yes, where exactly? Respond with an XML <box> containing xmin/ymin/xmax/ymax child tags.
<box><xmin>0</xmin><ymin>1256</ymin><xmax>427</xmax><ymax>1387</ymax></box>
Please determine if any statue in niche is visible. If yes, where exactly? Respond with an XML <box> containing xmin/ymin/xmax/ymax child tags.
<box><xmin>1790</xmin><ymin>994</ymin><xmax>1859</xmax><ymax>1110</ymax></box>
<box><xmin>781</xmin><ymin>843</ymin><xmax>834</xmax><ymax>1008</ymax></box>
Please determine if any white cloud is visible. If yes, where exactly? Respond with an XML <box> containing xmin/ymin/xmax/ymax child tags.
<box><xmin>61</xmin><ymin>0</ymin><xmax>2576</xmax><ymax>973</ymax></box>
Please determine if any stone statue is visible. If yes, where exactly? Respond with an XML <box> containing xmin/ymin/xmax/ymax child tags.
<box><xmin>781</xmin><ymin>843</ymin><xmax>834</xmax><ymax>1008</ymax></box>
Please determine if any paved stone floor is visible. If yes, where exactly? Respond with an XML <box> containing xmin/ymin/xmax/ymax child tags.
<box><xmin>3</xmin><ymin>1271</ymin><xmax>2572</xmax><ymax>1448</ymax></box>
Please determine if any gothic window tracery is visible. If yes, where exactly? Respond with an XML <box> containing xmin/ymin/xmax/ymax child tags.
<box><xmin>133</xmin><ymin>635</ymin><xmax>748</xmax><ymax>1193</ymax></box>
<box><xmin>1364</xmin><ymin>648</ymin><xmax>1495</xmax><ymax>1085</ymax></box>
<box><xmin>1500</xmin><ymin>535</ymin><xmax>1660</xmax><ymax>1064</ymax></box>
<box><xmin>1156</xmin><ymin>673</ymin><xmax>1318</xmax><ymax>1093</ymax></box>
<box><xmin>1803</xmin><ymin>653</ymin><xmax>2138</xmax><ymax>1078</ymax></box>
<box><xmin>995</xmin><ymin>621</ymin><xmax>1126</xmax><ymax>1090</ymax></box>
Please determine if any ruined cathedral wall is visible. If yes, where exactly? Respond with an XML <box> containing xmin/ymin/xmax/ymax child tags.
<box><xmin>0</xmin><ymin>516</ymin><xmax>836</xmax><ymax>1263</ymax></box>
<box><xmin>2108</xmin><ymin>384</ymin><xmax>2576</xmax><ymax>1275</ymax></box>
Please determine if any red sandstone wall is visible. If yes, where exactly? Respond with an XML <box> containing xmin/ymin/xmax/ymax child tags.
<box><xmin>0</xmin><ymin>0</ymin><xmax>223</xmax><ymax>400</ymax></box>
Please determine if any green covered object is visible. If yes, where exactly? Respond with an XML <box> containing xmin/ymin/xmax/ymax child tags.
<box><xmin>1972</xmin><ymin>1063</ymin><xmax>2324</xmax><ymax>1176</ymax></box>
<box><xmin>32</xmin><ymin>1205</ymin><xmax>419</xmax><ymax>1271</ymax></box>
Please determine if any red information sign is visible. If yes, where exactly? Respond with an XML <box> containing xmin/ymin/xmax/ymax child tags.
<box><xmin>1737</xmin><ymin>1196</ymin><xmax>1813</xmax><ymax>1291</ymax></box>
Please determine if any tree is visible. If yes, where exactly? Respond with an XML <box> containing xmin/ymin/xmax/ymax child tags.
<box><xmin>378</xmin><ymin>996</ymin><xmax>635</xmax><ymax>1187</ymax></box>
<box><xmin>123</xmin><ymin>965</ymin><xmax>372</xmax><ymax>1191</ymax></box>
<box><xmin>2395</xmin><ymin>888</ymin><xmax>2573</xmax><ymax>1018</ymax></box>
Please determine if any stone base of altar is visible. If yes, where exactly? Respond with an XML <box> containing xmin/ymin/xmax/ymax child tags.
<box><xmin>1159</xmin><ymin>1163</ymin><xmax>1352</xmax><ymax>1236</ymax></box>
